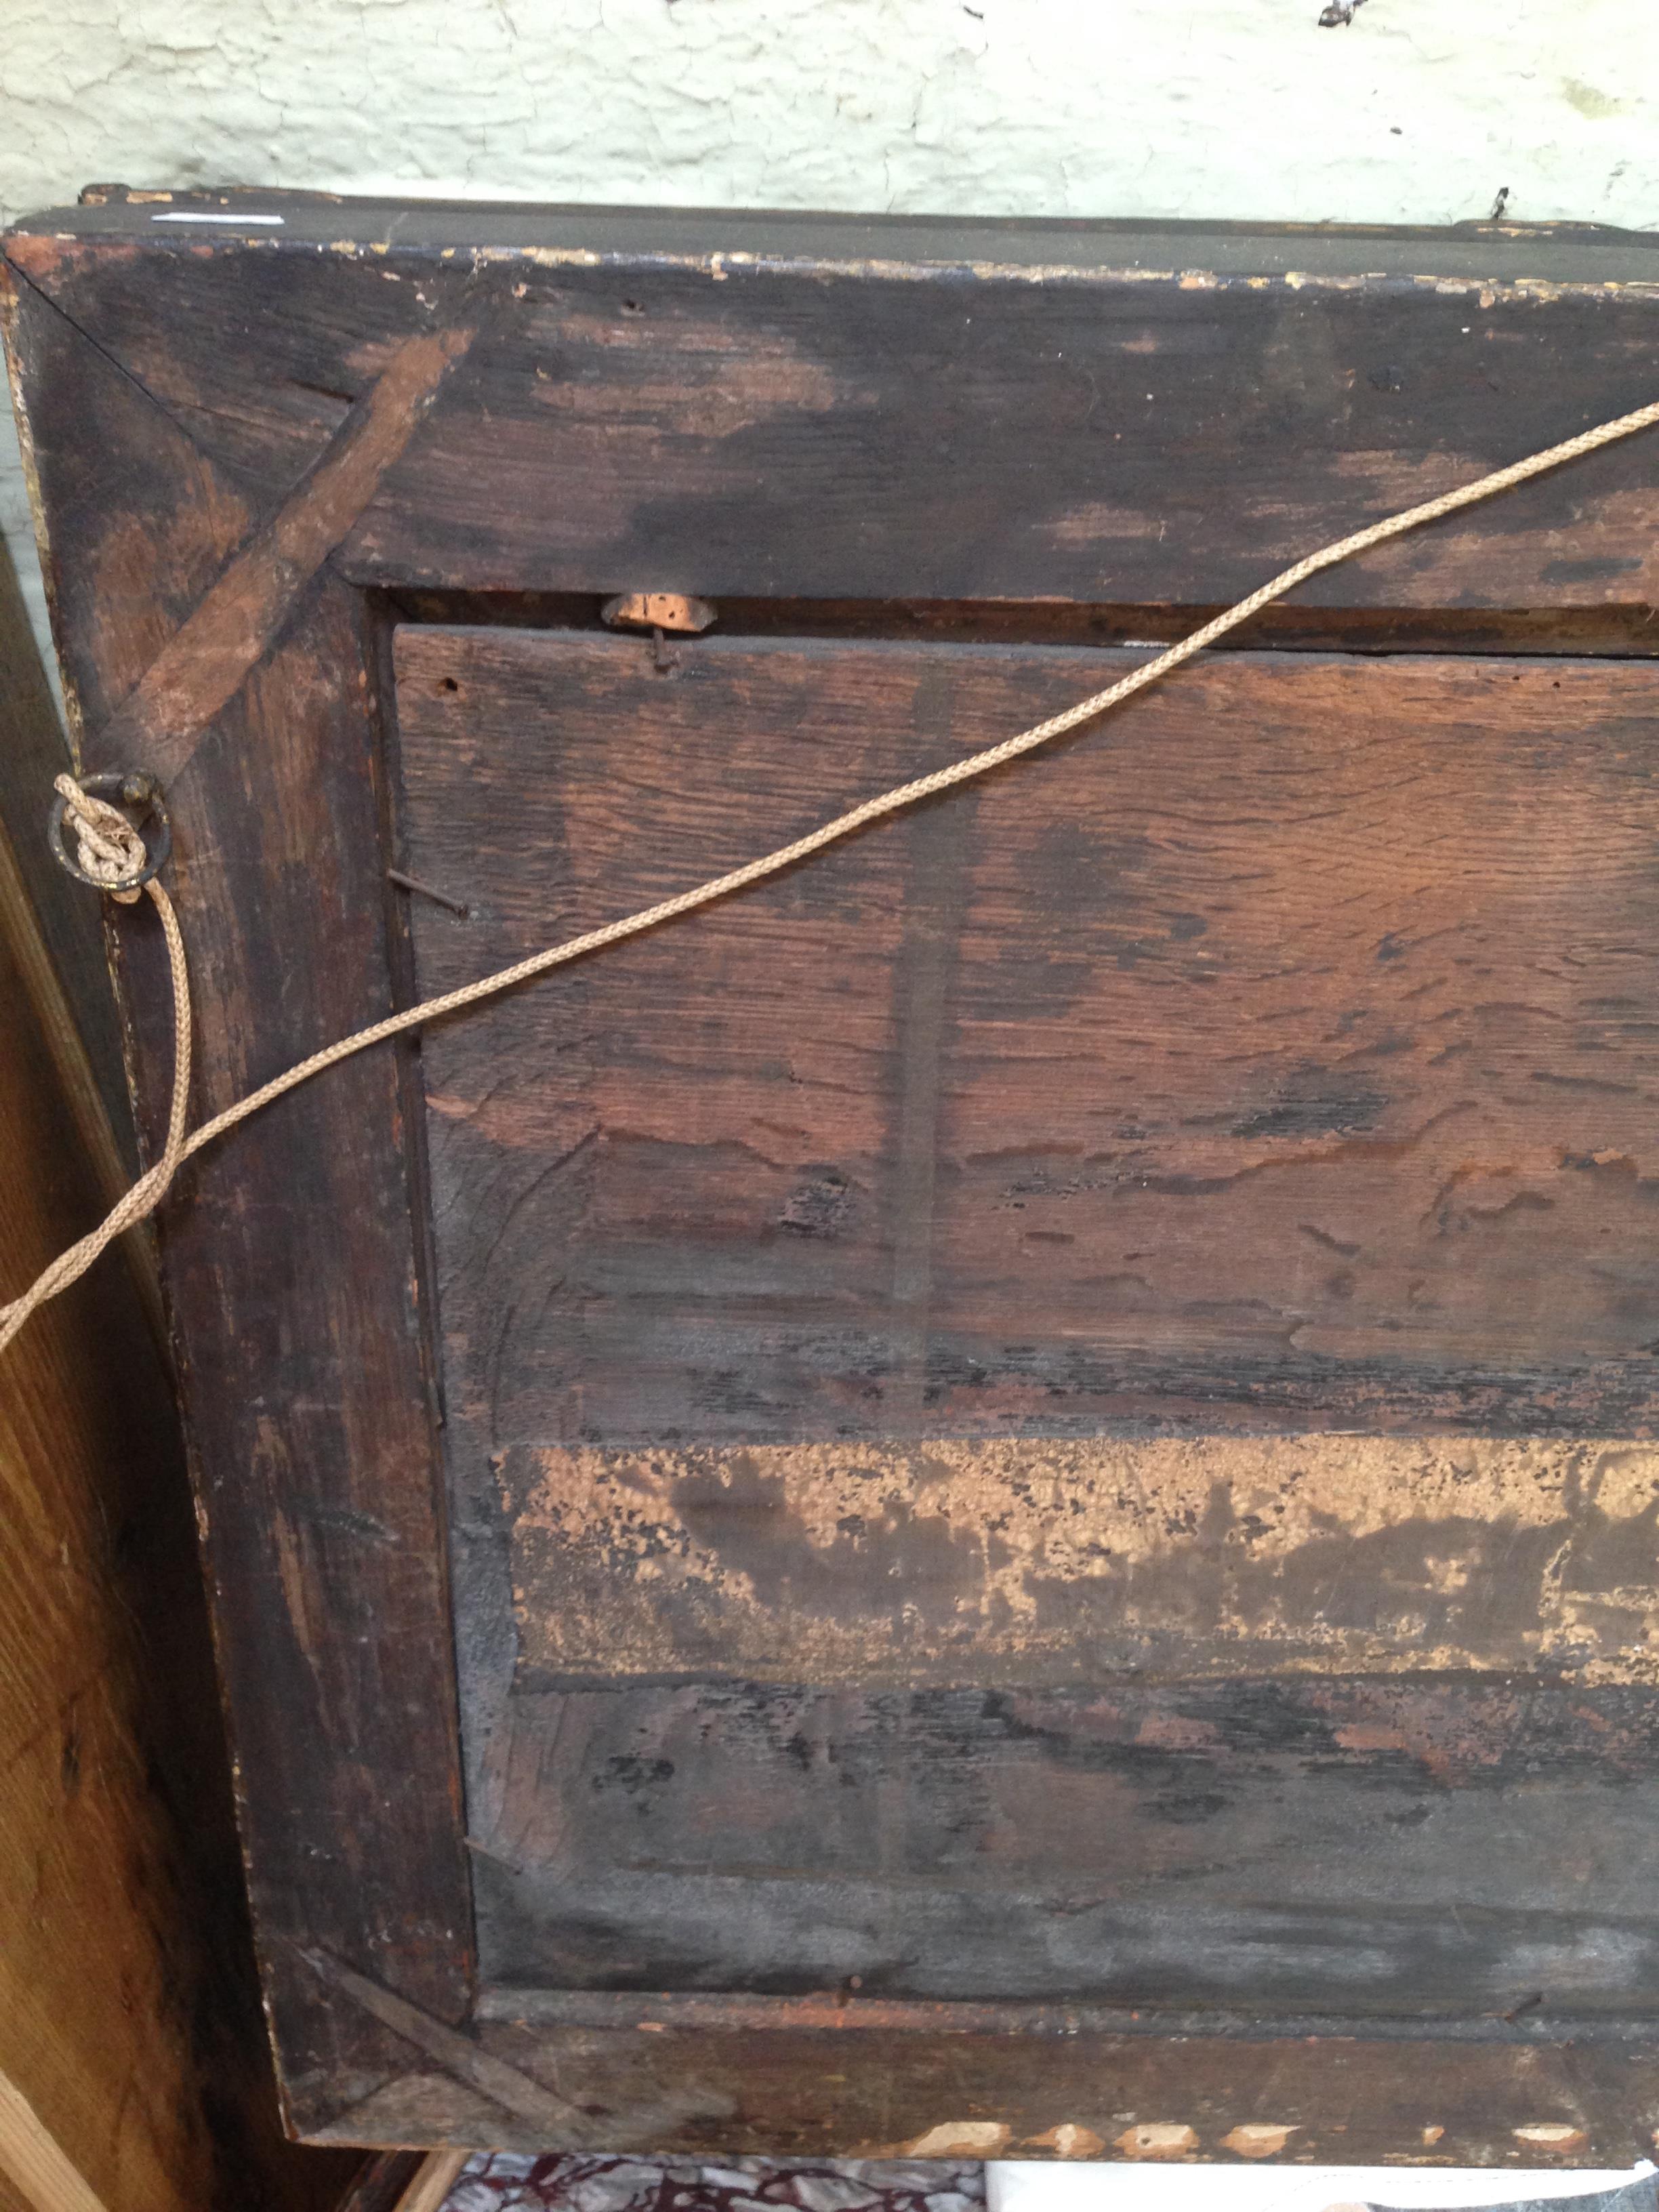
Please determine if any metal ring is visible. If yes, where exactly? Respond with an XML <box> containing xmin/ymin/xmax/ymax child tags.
<box><xmin>49</xmin><ymin>771</ymin><xmax>171</xmax><ymax>892</ymax></box>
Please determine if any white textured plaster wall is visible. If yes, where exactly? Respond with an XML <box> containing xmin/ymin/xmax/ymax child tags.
<box><xmin>2</xmin><ymin>0</ymin><xmax>1657</xmax><ymax>678</ymax></box>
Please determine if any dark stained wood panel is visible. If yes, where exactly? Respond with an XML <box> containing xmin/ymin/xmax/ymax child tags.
<box><xmin>470</xmin><ymin>1677</ymin><xmax>1659</xmax><ymax>2015</ymax></box>
<box><xmin>20</xmin><ymin>192</ymin><xmax>1659</xmax><ymax>2158</ymax></box>
<box><xmin>396</xmin><ymin>626</ymin><xmax>1659</xmax><ymax>2041</ymax></box>
<box><xmin>317</xmin><ymin>1999</ymin><xmax>1659</xmax><ymax>2165</ymax></box>
<box><xmin>350</xmin><ymin>266</ymin><xmax>1659</xmax><ymax>611</ymax></box>
<box><xmin>394</xmin><ymin>628</ymin><xmax>1659</xmax><ymax>1458</ymax></box>
<box><xmin>0</xmin><ymin>522</ymin><xmax>361</xmax><ymax>2212</ymax></box>
<box><xmin>12</xmin><ymin>195</ymin><xmax>1659</xmax><ymax>614</ymax></box>
<box><xmin>1</xmin><ymin>268</ymin><xmax>476</xmax><ymax>2133</ymax></box>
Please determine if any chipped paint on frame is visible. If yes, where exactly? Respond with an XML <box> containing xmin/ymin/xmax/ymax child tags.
<box><xmin>66</xmin><ymin>223</ymin><xmax>1659</xmax><ymax>310</ymax></box>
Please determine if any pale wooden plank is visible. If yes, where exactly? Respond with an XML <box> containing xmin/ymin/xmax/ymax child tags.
<box><xmin>0</xmin><ymin>2072</ymin><xmax>108</xmax><ymax>2212</ymax></box>
<box><xmin>394</xmin><ymin>2150</ymin><xmax>470</xmax><ymax>2212</ymax></box>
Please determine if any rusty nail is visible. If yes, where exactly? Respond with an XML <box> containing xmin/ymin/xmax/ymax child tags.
<box><xmin>388</xmin><ymin>867</ymin><xmax>470</xmax><ymax>918</ymax></box>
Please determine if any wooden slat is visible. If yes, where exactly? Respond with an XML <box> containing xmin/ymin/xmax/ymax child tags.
<box><xmin>0</xmin><ymin>2072</ymin><xmax>108</xmax><ymax>2212</ymax></box>
<box><xmin>470</xmin><ymin>1675</ymin><xmax>1659</xmax><ymax>2015</ymax></box>
<box><xmin>10</xmin><ymin>199</ymin><xmax>1659</xmax><ymax>615</ymax></box>
<box><xmin>312</xmin><ymin>1999</ymin><xmax>1659</xmax><ymax>2165</ymax></box>
<box><xmin>331</xmin><ymin>2151</ymin><xmax>430</xmax><ymax>2212</ymax></box>
<box><xmin>1</xmin><ymin>261</ymin><xmax>475</xmax><ymax>2138</ymax></box>
<box><xmin>394</xmin><ymin>2151</ymin><xmax>470</xmax><ymax>2212</ymax></box>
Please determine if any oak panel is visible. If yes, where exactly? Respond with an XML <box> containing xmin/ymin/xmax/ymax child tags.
<box><xmin>18</xmin><ymin>192</ymin><xmax>1659</xmax><ymax>2156</ymax></box>
<box><xmin>472</xmin><ymin>1675</ymin><xmax>1659</xmax><ymax>2014</ymax></box>
<box><xmin>10</xmin><ymin>196</ymin><xmax>1659</xmax><ymax>614</ymax></box>
<box><xmin>394</xmin><ymin>630</ymin><xmax>1659</xmax><ymax>1455</ymax></box>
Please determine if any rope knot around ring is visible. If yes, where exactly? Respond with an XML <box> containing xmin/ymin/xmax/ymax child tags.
<box><xmin>54</xmin><ymin>774</ymin><xmax>148</xmax><ymax>905</ymax></box>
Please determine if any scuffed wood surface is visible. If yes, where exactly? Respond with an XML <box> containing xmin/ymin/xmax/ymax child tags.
<box><xmin>507</xmin><ymin>1436</ymin><xmax>1659</xmax><ymax>1686</ymax></box>
<box><xmin>315</xmin><ymin>1992</ymin><xmax>1659</xmax><ymax>2165</ymax></box>
<box><xmin>18</xmin><ymin>193</ymin><xmax>1659</xmax><ymax>2153</ymax></box>
<box><xmin>396</xmin><ymin>621</ymin><xmax>1659</xmax><ymax>2068</ymax></box>
<box><xmin>1</xmin><ymin>261</ymin><xmax>475</xmax><ymax>2139</ymax></box>
<box><xmin>394</xmin><ymin>630</ymin><xmax>1659</xmax><ymax>1445</ymax></box>
<box><xmin>470</xmin><ymin>1675</ymin><xmax>1659</xmax><ymax>2015</ymax></box>
<box><xmin>12</xmin><ymin>200</ymin><xmax>1659</xmax><ymax>614</ymax></box>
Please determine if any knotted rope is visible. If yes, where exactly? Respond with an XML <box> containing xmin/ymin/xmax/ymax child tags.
<box><xmin>6</xmin><ymin>392</ymin><xmax>1659</xmax><ymax>1355</ymax></box>
<box><xmin>56</xmin><ymin>775</ymin><xmax>150</xmax><ymax>904</ymax></box>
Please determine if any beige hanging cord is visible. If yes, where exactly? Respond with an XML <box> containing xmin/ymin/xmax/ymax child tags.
<box><xmin>7</xmin><ymin>392</ymin><xmax>1659</xmax><ymax>1355</ymax></box>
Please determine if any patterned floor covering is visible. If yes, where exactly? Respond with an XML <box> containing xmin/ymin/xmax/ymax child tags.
<box><xmin>443</xmin><ymin>2155</ymin><xmax>986</xmax><ymax>2212</ymax></box>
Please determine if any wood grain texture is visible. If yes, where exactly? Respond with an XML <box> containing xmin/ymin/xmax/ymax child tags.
<box><xmin>311</xmin><ymin>1996</ymin><xmax>1659</xmax><ymax>2166</ymax></box>
<box><xmin>11</xmin><ymin>197</ymin><xmax>1659</xmax><ymax>615</ymax></box>
<box><xmin>395</xmin><ymin>621</ymin><xmax>1659</xmax><ymax>2117</ymax></box>
<box><xmin>91</xmin><ymin>324</ymin><xmax>472</xmax><ymax>790</ymax></box>
<box><xmin>0</xmin><ymin>2071</ymin><xmax>108</xmax><ymax>2212</ymax></box>
<box><xmin>0</xmin><ymin>555</ymin><xmax>356</xmax><ymax>2205</ymax></box>
<box><xmin>470</xmin><ymin>1675</ymin><xmax>1659</xmax><ymax>2017</ymax></box>
<box><xmin>1</xmin><ymin>262</ymin><xmax>474</xmax><ymax>2141</ymax></box>
<box><xmin>20</xmin><ymin>192</ymin><xmax>1659</xmax><ymax>2156</ymax></box>
<box><xmin>0</xmin><ymin>2160</ymin><xmax>37</xmax><ymax>2212</ymax></box>
<box><xmin>394</xmin><ymin>630</ymin><xmax>1659</xmax><ymax>1446</ymax></box>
